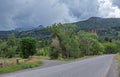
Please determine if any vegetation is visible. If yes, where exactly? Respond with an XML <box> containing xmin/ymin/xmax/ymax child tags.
<box><xmin>20</xmin><ymin>37</ymin><xmax>37</xmax><ymax>58</ymax></box>
<box><xmin>0</xmin><ymin>34</ymin><xmax>42</xmax><ymax>74</ymax></box>
<box><xmin>0</xmin><ymin>57</ymin><xmax>43</xmax><ymax>74</ymax></box>
<box><xmin>1</xmin><ymin>17</ymin><xmax>120</xmax><ymax>40</ymax></box>
<box><xmin>47</xmin><ymin>23</ymin><xmax>119</xmax><ymax>59</ymax></box>
<box><xmin>0</xmin><ymin>18</ymin><xmax>120</xmax><ymax>73</ymax></box>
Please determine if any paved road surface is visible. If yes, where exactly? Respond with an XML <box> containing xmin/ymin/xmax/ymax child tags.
<box><xmin>1</xmin><ymin>55</ymin><xmax>118</xmax><ymax>77</ymax></box>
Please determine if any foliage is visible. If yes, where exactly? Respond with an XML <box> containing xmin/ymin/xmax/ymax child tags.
<box><xmin>7</xmin><ymin>46</ymin><xmax>17</xmax><ymax>58</ymax></box>
<box><xmin>48</xmin><ymin>23</ymin><xmax>104</xmax><ymax>59</ymax></box>
<box><xmin>7</xmin><ymin>33</ymin><xmax>17</xmax><ymax>47</ymax></box>
<box><xmin>37</xmin><ymin>47</ymin><xmax>50</xmax><ymax>56</ymax></box>
<box><xmin>103</xmin><ymin>42</ymin><xmax>118</xmax><ymax>54</ymax></box>
<box><xmin>0</xmin><ymin>42</ymin><xmax>8</xmax><ymax>58</ymax></box>
<box><xmin>20</xmin><ymin>37</ymin><xmax>37</xmax><ymax>58</ymax></box>
<box><xmin>49</xmin><ymin>46</ymin><xmax>59</xmax><ymax>59</ymax></box>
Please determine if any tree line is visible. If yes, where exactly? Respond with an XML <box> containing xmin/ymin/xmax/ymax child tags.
<box><xmin>47</xmin><ymin>23</ymin><xmax>120</xmax><ymax>59</ymax></box>
<box><xmin>0</xmin><ymin>23</ymin><xmax>120</xmax><ymax>60</ymax></box>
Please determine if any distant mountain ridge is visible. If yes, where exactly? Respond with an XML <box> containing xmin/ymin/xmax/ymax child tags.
<box><xmin>73</xmin><ymin>17</ymin><xmax>120</xmax><ymax>39</ymax></box>
<box><xmin>15</xmin><ymin>25</ymin><xmax>44</xmax><ymax>32</ymax></box>
<box><xmin>1</xmin><ymin>17</ymin><xmax>120</xmax><ymax>40</ymax></box>
<box><xmin>73</xmin><ymin>17</ymin><xmax>120</xmax><ymax>30</ymax></box>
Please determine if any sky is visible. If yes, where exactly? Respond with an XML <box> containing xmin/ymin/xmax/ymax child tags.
<box><xmin>0</xmin><ymin>0</ymin><xmax>120</xmax><ymax>31</ymax></box>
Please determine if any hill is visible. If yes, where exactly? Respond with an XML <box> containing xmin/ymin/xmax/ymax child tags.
<box><xmin>0</xmin><ymin>25</ymin><xmax>50</xmax><ymax>40</ymax></box>
<box><xmin>73</xmin><ymin>17</ymin><xmax>120</xmax><ymax>39</ymax></box>
<box><xmin>17</xmin><ymin>28</ymin><xmax>51</xmax><ymax>40</ymax></box>
<box><xmin>1</xmin><ymin>17</ymin><xmax>120</xmax><ymax>40</ymax></box>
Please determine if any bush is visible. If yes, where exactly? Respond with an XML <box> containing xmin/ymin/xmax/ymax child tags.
<box><xmin>37</xmin><ymin>47</ymin><xmax>50</xmax><ymax>56</ymax></box>
<box><xmin>20</xmin><ymin>37</ymin><xmax>37</xmax><ymax>58</ymax></box>
<box><xmin>6</xmin><ymin>46</ymin><xmax>17</xmax><ymax>58</ymax></box>
<box><xmin>89</xmin><ymin>39</ymin><xmax>104</xmax><ymax>55</ymax></box>
<box><xmin>49</xmin><ymin>47</ymin><xmax>59</xmax><ymax>59</ymax></box>
<box><xmin>103</xmin><ymin>42</ymin><xmax>117</xmax><ymax>54</ymax></box>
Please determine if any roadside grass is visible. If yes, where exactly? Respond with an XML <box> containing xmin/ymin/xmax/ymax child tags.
<box><xmin>0</xmin><ymin>56</ymin><xmax>43</xmax><ymax>74</ymax></box>
<box><xmin>116</xmin><ymin>53</ymin><xmax>120</xmax><ymax>76</ymax></box>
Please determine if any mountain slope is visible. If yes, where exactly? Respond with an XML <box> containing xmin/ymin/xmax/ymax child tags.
<box><xmin>1</xmin><ymin>17</ymin><xmax>120</xmax><ymax>40</ymax></box>
<box><xmin>73</xmin><ymin>17</ymin><xmax>120</xmax><ymax>39</ymax></box>
<box><xmin>17</xmin><ymin>28</ymin><xmax>51</xmax><ymax>40</ymax></box>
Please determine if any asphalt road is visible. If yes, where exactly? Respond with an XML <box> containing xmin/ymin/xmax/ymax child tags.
<box><xmin>1</xmin><ymin>55</ymin><xmax>118</xmax><ymax>77</ymax></box>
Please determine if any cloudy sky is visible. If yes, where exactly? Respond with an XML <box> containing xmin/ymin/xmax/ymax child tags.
<box><xmin>0</xmin><ymin>0</ymin><xmax>120</xmax><ymax>30</ymax></box>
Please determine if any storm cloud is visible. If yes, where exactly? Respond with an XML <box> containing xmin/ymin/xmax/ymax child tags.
<box><xmin>0</xmin><ymin>0</ymin><xmax>120</xmax><ymax>30</ymax></box>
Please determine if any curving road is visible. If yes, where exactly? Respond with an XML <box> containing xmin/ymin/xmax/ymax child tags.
<box><xmin>1</xmin><ymin>55</ymin><xmax>118</xmax><ymax>77</ymax></box>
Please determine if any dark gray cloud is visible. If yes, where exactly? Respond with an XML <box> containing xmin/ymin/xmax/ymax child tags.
<box><xmin>0</xmin><ymin>0</ymin><xmax>120</xmax><ymax>30</ymax></box>
<box><xmin>60</xmin><ymin>0</ymin><xmax>100</xmax><ymax>20</ymax></box>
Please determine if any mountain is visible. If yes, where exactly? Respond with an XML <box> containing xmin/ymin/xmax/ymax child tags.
<box><xmin>0</xmin><ymin>25</ymin><xmax>47</xmax><ymax>40</ymax></box>
<box><xmin>73</xmin><ymin>17</ymin><xmax>120</xmax><ymax>30</ymax></box>
<box><xmin>73</xmin><ymin>17</ymin><xmax>120</xmax><ymax>39</ymax></box>
<box><xmin>1</xmin><ymin>17</ymin><xmax>120</xmax><ymax>40</ymax></box>
<box><xmin>15</xmin><ymin>25</ymin><xmax>44</xmax><ymax>32</ymax></box>
<box><xmin>17</xmin><ymin>28</ymin><xmax>51</xmax><ymax>40</ymax></box>
<box><xmin>15</xmin><ymin>26</ymin><xmax>35</xmax><ymax>32</ymax></box>
<box><xmin>16</xmin><ymin>25</ymin><xmax>50</xmax><ymax>40</ymax></box>
<box><xmin>0</xmin><ymin>30</ymin><xmax>17</xmax><ymax>39</ymax></box>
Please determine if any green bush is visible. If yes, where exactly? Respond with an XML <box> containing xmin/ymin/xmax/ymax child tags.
<box><xmin>49</xmin><ymin>47</ymin><xmax>59</xmax><ymax>59</ymax></box>
<box><xmin>37</xmin><ymin>47</ymin><xmax>50</xmax><ymax>56</ymax></box>
<box><xmin>103</xmin><ymin>42</ymin><xmax>117</xmax><ymax>54</ymax></box>
<box><xmin>6</xmin><ymin>46</ymin><xmax>17</xmax><ymax>58</ymax></box>
<box><xmin>20</xmin><ymin>37</ymin><xmax>37</xmax><ymax>58</ymax></box>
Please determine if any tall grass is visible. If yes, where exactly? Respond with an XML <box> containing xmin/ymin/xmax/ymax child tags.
<box><xmin>0</xmin><ymin>57</ymin><xmax>43</xmax><ymax>74</ymax></box>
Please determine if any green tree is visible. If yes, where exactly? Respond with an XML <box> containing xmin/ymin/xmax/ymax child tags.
<box><xmin>7</xmin><ymin>33</ymin><xmax>16</xmax><ymax>47</ymax></box>
<box><xmin>0</xmin><ymin>42</ymin><xmax>8</xmax><ymax>66</ymax></box>
<box><xmin>48</xmin><ymin>23</ymin><xmax>77</xmax><ymax>58</ymax></box>
<box><xmin>20</xmin><ymin>37</ymin><xmax>37</xmax><ymax>58</ymax></box>
<box><xmin>6</xmin><ymin>33</ymin><xmax>18</xmax><ymax>58</ymax></box>
<box><xmin>103</xmin><ymin>42</ymin><xmax>117</xmax><ymax>54</ymax></box>
<box><xmin>77</xmin><ymin>31</ymin><xmax>101</xmax><ymax>56</ymax></box>
<box><xmin>48</xmin><ymin>24</ymin><xmax>104</xmax><ymax>59</ymax></box>
<box><xmin>49</xmin><ymin>46</ymin><xmax>59</xmax><ymax>59</ymax></box>
<box><xmin>7</xmin><ymin>46</ymin><xmax>17</xmax><ymax>58</ymax></box>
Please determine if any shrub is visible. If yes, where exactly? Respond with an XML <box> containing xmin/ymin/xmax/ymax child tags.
<box><xmin>20</xmin><ymin>37</ymin><xmax>37</xmax><ymax>58</ymax></box>
<box><xmin>49</xmin><ymin>47</ymin><xmax>59</xmax><ymax>59</ymax></box>
<box><xmin>103</xmin><ymin>42</ymin><xmax>117</xmax><ymax>54</ymax></box>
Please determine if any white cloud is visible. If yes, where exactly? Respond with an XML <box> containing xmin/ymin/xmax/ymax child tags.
<box><xmin>0</xmin><ymin>0</ymin><xmax>120</xmax><ymax>30</ymax></box>
<box><xmin>98</xmin><ymin>0</ymin><xmax>120</xmax><ymax>18</ymax></box>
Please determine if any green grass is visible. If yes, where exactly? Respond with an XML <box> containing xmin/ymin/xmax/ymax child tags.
<box><xmin>0</xmin><ymin>59</ymin><xmax>43</xmax><ymax>74</ymax></box>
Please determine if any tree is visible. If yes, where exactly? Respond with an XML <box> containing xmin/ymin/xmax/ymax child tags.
<box><xmin>7</xmin><ymin>46</ymin><xmax>17</xmax><ymax>58</ymax></box>
<box><xmin>20</xmin><ymin>37</ymin><xmax>37</xmax><ymax>58</ymax></box>
<box><xmin>7</xmin><ymin>33</ymin><xmax>16</xmax><ymax>47</ymax></box>
<box><xmin>48</xmin><ymin>23</ymin><xmax>77</xmax><ymax>58</ymax></box>
<box><xmin>0</xmin><ymin>42</ymin><xmax>8</xmax><ymax>66</ymax></box>
<box><xmin>103</xmin><ymin>42</ymin><xmax>117</xmax><ymax>54</ymax></box>
<box><xmin>5</xmin><ymin>33</ymin><xmax>17</xmax><ymax>58</ymax></box>
<box><xmin>48</xmin><ymin>23</ymin><xmax>104</xmax><ymax>59</ymax></box>
<box><xmin>49</xmin><ymin>46</ymin><xmax>59</xmax><ymax>59</ymax></box>
<box><xmin>77</xmin><ymin>31</ymin><xmax>101</xmax><ymax>56</ymax></box>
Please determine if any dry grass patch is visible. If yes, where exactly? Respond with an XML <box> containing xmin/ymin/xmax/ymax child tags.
<box><xmin>0</xmin><ymin>56</ymin><xmax>43</xmax><ymax>74</ymax></box>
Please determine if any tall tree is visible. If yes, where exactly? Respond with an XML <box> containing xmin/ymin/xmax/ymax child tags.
<box><xmin>7</xmin><ymin>33</ymin><xmax>16</xmax><ymax>47</ymax></box>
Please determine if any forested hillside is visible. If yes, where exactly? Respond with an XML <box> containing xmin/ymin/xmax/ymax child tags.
<box><xmin>1</xmin><ymin>17</ymin><xmax>120</xmax><ymax>40</ymax></box>
<box><xmin>73</xmin><ymin>17</ymin><xmax>120</xmax><ymax>39</ymax></box>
